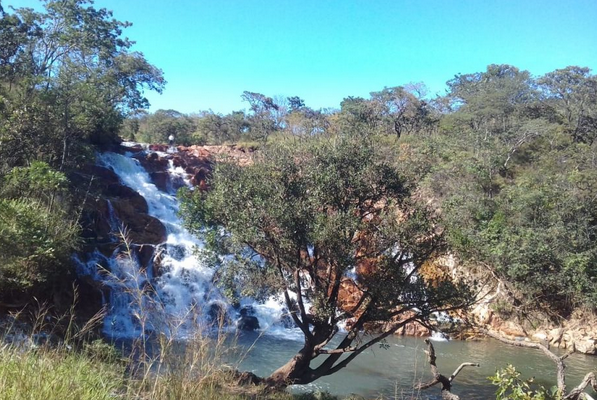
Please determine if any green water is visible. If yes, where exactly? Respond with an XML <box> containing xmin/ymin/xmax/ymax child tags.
<box><xmin>236</xmin><ymin>333</ymin><xmax>597</xmax><ymax>399</ymax></box>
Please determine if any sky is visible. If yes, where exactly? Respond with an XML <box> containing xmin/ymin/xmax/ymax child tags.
<box><xmin>9</xmin><ymin>0</ymin><xmax>597</xmax><ymax>114</ymax></box>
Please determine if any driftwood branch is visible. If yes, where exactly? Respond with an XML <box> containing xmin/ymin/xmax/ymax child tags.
<box><xmin>415</xmin><ymin>339</ymin><xmax>479</xmax><ymax>400</ymax></box>
<box><xmin>564</xmin><ymin>372</ymin><xmax>597</xmax><ymax>400</ymax></box>
<box><xmin>482</xmin><ymin>328</ymin><xmax>597</xmax><ymax>400</ymax></box>
<box><xmin>482</xmin><ymin>328</ymin><xmax>569</xmax><ymax>394</ymax></box>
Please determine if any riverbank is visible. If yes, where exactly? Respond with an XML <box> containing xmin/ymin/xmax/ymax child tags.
<box><xmin>0</xmin><ymin>335</ymin><xmax>345</xmax><ymax>400</ymax></box>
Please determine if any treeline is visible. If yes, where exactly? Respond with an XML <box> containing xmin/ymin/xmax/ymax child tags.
<box><xmin>120</xmin><ymin>92</ymin><xmax>330</xmax><ymax>146</ymax></box>
<box><xmin>0</xmin><ymin>0</ymin><xmax>163</xmax><ymax>304</ymax></box>
<box><xmin>136</xmin><ymin>65</ymin><xmax>597</xmax><ymax>318</ymax></box>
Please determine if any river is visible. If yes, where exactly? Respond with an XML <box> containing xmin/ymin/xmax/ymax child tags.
<box><xmin>233</xmin><ymin>333</ymin><xmax>597</xmax><ymax>399</ymax></box>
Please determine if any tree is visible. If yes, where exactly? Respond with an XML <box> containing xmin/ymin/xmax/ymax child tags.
<box><xmin>338</xmin><ymin>96</ymin><xmax>381</xmax><ymax>135</ymax></box>
<box><xmin>369</xmin><ymin>84</ymin><xmax>434</xmax><ymax>137</ymax></box>
<box><xmin>241</xmin><ymin>91</ymin><xmax>281</xmax><ymax>141</ymax></box>
<box><xmin>446</xmin><ymin>64</ymin><xmax>537</xmax><ymax>137</ymax></box>
<box><xmin>0</xmin><ymin>162</ymin><xmax>79</xmax><ymax>303</ymax></box>
<box><xmin>0</xmin><ymin>0</ymin><xmax>165</xmax><ymax>168</ymax></box>
<box><xmin>538</xmin><ymin>66</ymin><xmax>597</xmax><ymax>144</ymax></box>
<box><xmin>138</xmin><ymin>109</ymin><xmax>195</xmax><ymax>145</ymax></box>
<box><xmin>180</xmin><ymin>135</ymin><xmax>473</xmax><ymax>386</ymax></box>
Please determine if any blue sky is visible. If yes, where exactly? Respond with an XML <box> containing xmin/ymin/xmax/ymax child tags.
<box><xmin>10</xmin><ymin>0</ymin><xmax>597</xmax><ymax>114</ymax></box>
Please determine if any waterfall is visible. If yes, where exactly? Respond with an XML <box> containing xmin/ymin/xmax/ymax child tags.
<box><xmin>76</xmin><ymin>147</ymin><xmax>297</xmax><ymax>339</ymax></box>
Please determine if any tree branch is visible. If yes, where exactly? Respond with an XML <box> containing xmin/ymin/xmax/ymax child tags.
<box><xmin>415</xmin><ymin>339</ymin><xmax>479</xmax><ymax>400</ymax></box>
<box><xmin>481</xmin><ymin>328</ymin><xmax>568</xmax><ymax>394</ymax></box>
<box><xmin>564</xmin><ymin>372</ymin><xmax>597</xmax><ymax>400</ymax></box>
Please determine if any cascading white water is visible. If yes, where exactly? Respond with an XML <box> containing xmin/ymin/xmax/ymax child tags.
<box><xmin>76</xmin><ymin>149</ymin><xmax>296</xmax><ymax>339</ymax></box>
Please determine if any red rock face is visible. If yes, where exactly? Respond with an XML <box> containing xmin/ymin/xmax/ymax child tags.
<box><xmin>71</xmin><ymin>164</ymin><xmax>167</xmax><ymax>257</ymax></box>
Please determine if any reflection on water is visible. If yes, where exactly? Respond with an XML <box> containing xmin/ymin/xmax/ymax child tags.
<box><xmin>235</xmin><ymin>333</ymin><xmax>597</xmax><ymax>399</ymax></box>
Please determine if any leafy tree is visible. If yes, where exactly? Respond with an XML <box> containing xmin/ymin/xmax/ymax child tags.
<box><xmin>538</xmin><ymin>66</ymin><xmax>597</xmax><ymax>144</ymax></box>
<box><xmin>369</xmin><ymin>84</ymin><xmax>435</xmax><ymax>137</ymax></box>
<box><xmin>446</xmin><ymin>64</ymin><xmax>537</xmax><ymax>137</ymax></box>
<box><xmin>337</xmin><ymin>96</ymin><xmax>382</xmax><ymax>135</ymax></box>
<box><xmin>287</xmin><ymin>95</ymin><xmax>306</xmax><ymax>112</ymax></box>
<box><xmin>0</xmin><ymin>0</ymin><xmax>164</xmax><ymax>169</ymax></box>
<box><xmin>137</xmin><ymin>109</ymin><xmax>195</xmax><ymax>145</ymax></box>
<box><xmin>285</xmin><ymin>107</ymin><xmax>329</xmax><ymax>137</ymax></box>
<box><xmin>241</xmin><ymin>91</ymin><xmax>281</xmax><ymax>141</ymax></box>
<box><xmin>180</xmin><ymin>135</ymin><xmax>473</xmax><ymax>386</ymax></box>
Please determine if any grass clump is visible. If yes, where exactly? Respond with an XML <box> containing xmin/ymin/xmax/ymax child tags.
<box><xmin>0</xmin><ymin>344</ymin><xmax>125</xmax><ymax>400</ymax></box>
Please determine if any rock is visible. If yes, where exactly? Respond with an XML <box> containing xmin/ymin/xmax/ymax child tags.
<box><xmin>237</xmin><ymin>306</ymin><xmax>260</xmax><ymax>331</ymax></box>
<box><xmin>207</xmin><ymin>302</ymin><xmax>229</xmax><ymax>326</ymax></box>
<box><xmin>119</xmin><ymin>143</ymin><xmax>144</xmax><ymax>153</ymax></box>
<box><xmin>575</xmin><ymin>339</ymin><xmax>597</xmax><ymax>355</ymax></box>
<box><xmin>148</xmin><ymin>144</ymin><xmax>169</xmax><ymax>152</ymax></box>
<box><xmin>237</xmin><ymin>315</ymin><xmax>260</xmax><ymax>331</ymax></box>
<box><xmin>531</xmin><ymin>331</ymin><xmax>548</xmax><ymax>342</ymax></box>
<box><xmin>280</xmin><ymin>312</ymin><xmax>294</xmax><ymax>329</ymax></box>
<box><xmin>132</xmin><ymin>244</ymin><xmax>157</xmax><ymax>272</ymax></box>
<box><xmin>150</xmin><ymin>171</ymin><xmax>171</xmax><ymax>192</ymax></box>
<box><xmin>134</xmin><ymin>152</ymin><xmax>169</xmax><ymax>174</ymax></box>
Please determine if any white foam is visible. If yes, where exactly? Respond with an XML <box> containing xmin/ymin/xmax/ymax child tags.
<box><xmin>76</xmin><ymin>151</ymin><xmax>300</xmax><ymax>340</ymax></box>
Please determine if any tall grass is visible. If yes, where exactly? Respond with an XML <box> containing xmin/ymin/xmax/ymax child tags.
<box><xmin>0</xmin><ymin>343</ymin><xmax>125</xmax><ymax>400</ymax></box>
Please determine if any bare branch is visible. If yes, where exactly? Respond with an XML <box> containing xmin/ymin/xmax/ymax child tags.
<box><xmin>449</xmin><ymin>362</ymin><xmax>481</xmax><ymax>382</ymax></box>
<box><xmin>316</xmin><ymin>346</ymin><xmax>357</xmax><ymax>355</ymax></box>
<box><xmin>415</xmin><ymin>339</ymin><xmax>479</xmax><ymax>400</ymax></box>
<box><xmin>564</xmin><ymin>372</ymin><xmax>597</xmax><ymax>400</ymax></box>
<box><xmin>482</xmin><ymin>328</ymin><xmax>567</xmax><ymax>394</ymax></box>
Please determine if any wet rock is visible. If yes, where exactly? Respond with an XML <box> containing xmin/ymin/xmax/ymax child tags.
<box><xmin>237</xmin><ymin>315</ymin><xmax>260</xmax><ymax>332</ymax></box>
<box><xmin>148</xmin><ymin>144</ymin><xmax>169</xmax><ymax>152</ymax></box>
<box><xmin>133</xmin><ymin>152</ymin><xmax>169</xmax><ymax>174</ymax></box>
<box><xmin>280</xmin><ymin>311</ymin><xmax>295</xmax><ymax>329</ymax></box>
<box><xmin>75</xmin><ymin>274</ymin><xmax>107</xmax><ymax>321</ymax></box>
<box><xmin>152</xmin><ymin>246</ymin><xmax>166</xmax><ymax>278</ymax></box>
<box><xmin>132</xmin><ymin>244</ymin><xmax>157</xmax><ymax>272</ymax></box>
<box><xmin>123</xmin><ymin>144</ymin><xmax>144</xmax><ymax>153</ymax></box>
<box><xmin>237</xmin><ymin>306</ymin><xmax>260</xmax><ymax>331</ymax></box>
<box><xmin>150</xmin><ymin>171</ymin><xmax>171</xmax><ymax>192</ymax></box>
<box><xmin>167</xmin><ymin>244</ymin><xmax>187</xmax><ymax>261</ymax></box>
<box><xmin>207</xmin><ymin>302</ymin><xmax>230</xmax><ymax>326</ymax></box>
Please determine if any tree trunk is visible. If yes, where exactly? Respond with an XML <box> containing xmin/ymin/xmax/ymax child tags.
<box><xmin>264</xmin><ymin>345</ymin><xmax>317</xmax><ymax>387</ymax></box>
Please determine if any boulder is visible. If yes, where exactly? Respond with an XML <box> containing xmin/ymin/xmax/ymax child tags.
<box><xmin>150</xmin><ymin>171</ymin><xmax>171</xmax><ymax>192</ymax></box>
<box><xmin>207</xmin><ymin>302</ymin><xmax>230</xmax><ymax>326</ymax></box>
<box><xmin>237</xmin><ymin>315</ymin><xmax>260</xmax><ymax>331</ymax></box>
<box><xmin>148</xmin><ymin>144</ymin><xmax>169</xmax><ymax>152</ymax></box>
<box><xmin>575</xmin><ymin>338</ymin><xmax>597</xmax><ymax>355</ymax></box>
<box><xmin>132</xmin><ymin>244</ymin><xmax>157</xmax><ymax>272</ymax></box>
<box><xmin>237</xmin><ymin>306</ymin><xmax>260</xmax><ymax>331</ymax></box>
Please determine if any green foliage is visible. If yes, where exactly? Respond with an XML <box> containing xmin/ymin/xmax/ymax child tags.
<box><xmin>135</xmin><ymin>109</ymin><xmax>196</xmax><ymax>145</ymax></box>
<box><xmin>0</xmin><ymin>197</ymin><xmax>79</xmax><ymax>298</ymax></box>
<box><xmin>180</xmin><ymin>133</ymin><xmax>472</xmax><ymax>383</ymax></box>
<box><xmin>0</xmin><ymin>162</ymin><xmax>79</xmax><ymax>299</ymax></box>
<box><xmin>489</xmin><ymin>365</ymin><xmax>559</xmax><ymax>400</ymax></box>
<box><xmin>390</xmin><ymin>66</ymin><xmax>597</xmax><ymax>318</ymax></box>
<box><xmin>1</xmin><ymin>161</ymin><xmax>68</xmax><ymax>202</ymax></box>
<box><xmin>0</xmin><ymin>0</ymin><xmax>164</xmax><ymax>170</ymax></box>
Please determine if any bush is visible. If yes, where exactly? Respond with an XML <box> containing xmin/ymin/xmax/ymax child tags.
<box><xmin>0</xmin><ymin>198</ymin><xmax>79</xmax><ymax>300</ymax></box>
<box><xmin>489</xmin><ymin>365</ymin><xmax>558</xmax><ymax>400</ymax></box>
